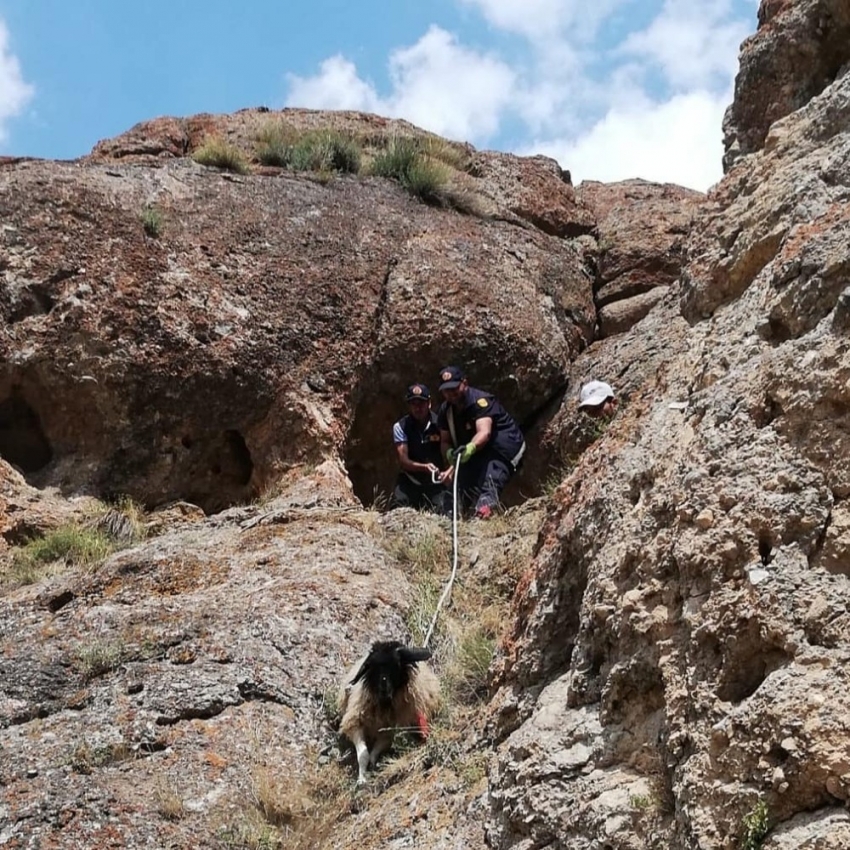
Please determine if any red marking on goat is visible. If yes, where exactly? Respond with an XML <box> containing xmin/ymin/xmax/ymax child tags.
<box><xmin>417</xmin><ymin>711</ymin><xmax>429</xmax><ymax>739</ymax></box>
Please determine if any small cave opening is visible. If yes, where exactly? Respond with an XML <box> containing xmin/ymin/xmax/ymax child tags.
<box><xmin>118</xmin><ymin>428</ymin><xmax>256</xmax><ymax>516</ymax></box>
<box><xmin>187</xmin><ymin>428</ymin><xmax>254</xmax><ymax>513</ymax></box>
<box><xmin>222</xmin><ymin>429</ymin><xmax>254</xmax><ymax>486</ymax></box>
<box><xmin>343</xmin><ymin>386</ymin><xmax>543</xmax><ymax>510</ymax></box>
<box><xmin>0</xmin><ymin>389</ymin><xmax>53</xmax><ymax>473</ymax></box>
<box><xmin>717</xmin><ymin>643</ymin><xmax>791</xmax><ymax>704</ymax></box>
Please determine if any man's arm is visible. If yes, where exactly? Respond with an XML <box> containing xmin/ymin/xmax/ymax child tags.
<box><xmin>470</xmin><ymin>416</ymin><xmax>493</xmax><ymax>451</ymax></box>
<box><xmin>440</xmin><ymin>429</ymin><xmax>452</xmax><ymax>464</ymax></box>
<box><xmin>395</xmin><ymin>442</ymin><xmax>437</xmax><ymax>475</ymax></box>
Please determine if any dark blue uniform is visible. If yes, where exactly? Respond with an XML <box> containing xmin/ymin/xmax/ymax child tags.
<box><xmin>391</xmin><ymin>412</ymin><xmax>449</xmax><ymax>514</ymax></box>
<box><xmin>437</xmin><ymin>386</ymin><xmax>525</xmax><ymax>513</ymax></box>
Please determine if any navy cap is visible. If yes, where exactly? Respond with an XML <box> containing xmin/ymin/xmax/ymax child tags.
<box><xmin>405</xmin><ymin>383</ymin><xmax>431</xmax><ymax>402</ymax></box>
<box><xmin>438</xmin><ymin>366</ymin><xmax>465</xmax><ymax>391</ymax></box>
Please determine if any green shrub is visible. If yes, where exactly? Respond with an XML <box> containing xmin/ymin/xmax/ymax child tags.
<box><xmin>193</xmin><ymin>137</ymin><xmax>250</xmax><ymax>174</ymax></box>
<box><xmin>256</xmin><ymin>123</ymin><xmax>362</xmax><ymax>175</ymax></box>
<box><xmin>370</xmin><ymin>136</ymin><xmax>420</xmax><ymax>182</ymax></box>
<box><xmin>13</xmin><ymin>525</ymin><xmax>114</xmax><ymax>574</ymax></box>
<box><xmin>371</xmin><ymin>137</ymin><xmax>452</xmax><ymax>205</ymax></box>
<box><xmin>140</xmin><ymin>205</ymin><xmax>164</xmax><ymax>238</ymax></box>
<box><xmin>741</xmin><ymin>799</ymin><xmax>770</xmax><ymax>850</ymax></box>
<box><xmin>288</xmin><ymin>131</ymin><xmax>361</xmax><ymax>174</ymax></box>
<box><xmin>255</xmin><ymin>121</ymin><xmax>298</xmax><ymax>167</ymax></box>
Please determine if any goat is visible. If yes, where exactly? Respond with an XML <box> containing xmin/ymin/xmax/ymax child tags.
<box><xmin>338</xmin><ymin>640</ymin><xmax>441</xmax><ymax>784</ymax></box>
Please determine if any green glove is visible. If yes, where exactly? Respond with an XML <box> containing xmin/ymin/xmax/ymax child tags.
<box><xmin>459</xmin><ymin>443</ymin><xmax>477</xmax><ymax>463</ymax></box>
<box><xmin>446</xmin><ymin>447</ymin><xmax>459</xmax><ymax>464</ymax></box>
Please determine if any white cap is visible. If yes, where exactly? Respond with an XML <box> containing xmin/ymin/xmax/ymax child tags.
<box><xmin>579</xmin><ymin>380</ymin><xmax>614</xmax><ymax>407</ymax></box>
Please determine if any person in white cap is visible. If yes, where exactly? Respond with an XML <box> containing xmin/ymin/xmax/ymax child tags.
<box><xmin>578</xmin><ymin>380</ymin><xmax>617</xmax><ymax>419</ymax></box>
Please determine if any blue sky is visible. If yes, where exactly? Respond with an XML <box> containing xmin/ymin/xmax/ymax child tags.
<box><xmin>0</xmin><ymin>0</ymin><xmax>758</xmax><ymax>190</ymax></box>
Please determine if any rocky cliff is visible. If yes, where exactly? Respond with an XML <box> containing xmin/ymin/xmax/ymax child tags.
<box><xmin>2</xmin><ymin>0</ymin><xmax>850</xmax><ymax>848</ymax></box>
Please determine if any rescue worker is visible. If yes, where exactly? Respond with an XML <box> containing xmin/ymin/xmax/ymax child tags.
<box><xmin>436</xmin><ymin>366</ymin><xmax>525</xmax><ymax>519</ymax></box>
<box><xmin>390</xmin><ymin>383</ymin><xmax>449</xmax><ymax>514</ymax></box>
<box><xmin>578</xmin><ymin>380</ymin><xmax>618</xmax><ymax>419</ymax></box>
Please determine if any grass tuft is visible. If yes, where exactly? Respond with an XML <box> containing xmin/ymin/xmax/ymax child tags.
<box><xmin>8</xmin><ymin>525</ymin><xmax>115</xmax><ymax>586</ymax></box>
<box><xmin>154</xmin><ymin>780</ymin><xmax>186</xmax><ymax>821</ymax></box>
<box><xmin>193</xmin><ymin>137</ymin><xmax>250</xmax><ymax>174</ymax></box>
<box><xmin>140</xmin><ymin>205</ymin><xmax>164</xmax><ymax>238</ymax></box>
<box><xmin>370</xmin><ymin>135</ymin><xmax>484</xmax><ymax>211</ymax></box>
<box><xmin>74</xmin><ymin>638</ymin><xmax>127</xmax><ymax>680</ymax></box>
<box><xmin>3</xmin><ymin>496</ymin><xmax>150</xmax><ymax>589</ymax></box>
<box><xmin>255</xmin><ymin>122</ymin><xmax>361</xmax><ymax>175</ymax></box>
<box><xmin>741</xmin><ymin>799</ymin><xmax>770</xmax><ymax>850</ymax></box>
<box><xmin>216</xmin><ymin>761</ymin><xmax>355</xmax><ymax>850</ymax></box>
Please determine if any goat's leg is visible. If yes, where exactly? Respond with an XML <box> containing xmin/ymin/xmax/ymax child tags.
<box><xmin>349</xmin><ymin>729</ymin><xmax>371</xmax><ymax>784</ymax></box>
<box><xmin>369</xmin><ymin>732</ymin><xmax>393</xmax><ymax>769</ymax></box>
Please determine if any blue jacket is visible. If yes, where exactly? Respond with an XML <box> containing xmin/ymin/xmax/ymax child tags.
<box><xmin>393</xmin><ymin>412</ymin><xmax>443</xmax><ymax>484</ymax></box>
<box><xmin>437</xmin><ymin>386</ymin><xmax>525</xmax><ymax>466</ymax></box>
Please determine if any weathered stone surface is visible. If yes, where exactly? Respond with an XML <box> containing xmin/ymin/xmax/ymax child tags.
<box><xmin>89</xmin><ymin>107</ymin><xmax>598</xmax><ymax>245</ymax></box>
<box><xmin>5</xmin><ymin>2</ymin><xmax>850</xmax><ymax>845</ymax></box>
<box><xmin>0</xmin><ymin>151</ymin><xmax>594</xmax><ymax>512</ymax></box>
<box><xmin>578</xmin><ymin>179</ymin><xmax>704</xmax><ymax>336</ymax></box>
<box><xmin>685</xmin><ymin>65</ymin><xmax>850</xmax><ymax>323</ymax></box>
<box><xmin>723</xmin><ymin>0</ymin><xmax>850</xmax><ymax>170</ymax></box>
<box><xmin>469</xmin><ymin>151</ymin><xmax>596</xmax><ymax>238</ymax></box>
<box><xmin>488</xmin><ymin>6</ymin><xmax>850</xmax><ymax>846</ymax></box>
<box><xmin>598</xmin><ymin>286</ymin><xmax>668</xmax><ymax>337</ymax></box>
<box><xmin>0</xmin><ymin>463</ymin><xmax>537</xmax><ymax>849</ymax></box>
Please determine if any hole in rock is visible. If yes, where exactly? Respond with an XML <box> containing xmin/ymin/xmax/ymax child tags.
<box><xmin>344</xmin><ymin>381</ymin><xmax>544</xmax><ymax>509</ymax></box>
<box><xmin>0</xmin><ymin>390</ymin><xmax>53</xmax><ymax>473</ymax></box>
<box><xmin>185</xmin><ymin>429</ymin><xmax>253</xmax><ymax>513</ymax></box>
<box><xmin>758</xmin><ymin>535</ymin><xmax>774</xmax><ymax>566</ymax></box>
<box><xmin>717</xmin><ymin>640</ymin><xmax>791</xmax><ymax>704</ymax></box>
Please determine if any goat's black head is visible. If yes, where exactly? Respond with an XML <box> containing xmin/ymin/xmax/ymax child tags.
<box><xmin>351</xmin><ymin>640</ymin><xmax>432</xmax><ymax>708</ymax></box>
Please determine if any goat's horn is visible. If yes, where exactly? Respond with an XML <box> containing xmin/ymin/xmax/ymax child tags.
<box><xmin>350</xmin><ymin>658</ymin><xmax>371</xmax><ymax>685</ymax></box>
<box><xmin>400</xmin><ymin>646</ymin><xmax>432</xmax><ymax>663</ymax></box>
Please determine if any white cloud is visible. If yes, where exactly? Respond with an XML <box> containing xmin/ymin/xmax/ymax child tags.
<box><xmin>0</xmin><ymin>20</ymin><xmax>34</xmax><ymax>144</ymax></box>
<box><xmin>458</xmin><ymin>0</ymin><xmax>628</xmax><ymax>41</ymax></box>
<box><xmin>619</xmin><ymin>0</ymin><xmax>750</xmax><ymax>90</ymax></box>
<box><xmin>284</xmin><ymin>1</ymin><xmax>757</xmax><ymax>189</ymax></box>
<box><xmin>532</xmin><ymin>88</ymin><xmax>730</xmax><ymax>190</ymax></box>
<box><xmin>283</xmin><ymin>56</ymin><xmax>382</xmax><ymax>114</ymax></box>
<box><xmin>287</xmin><ymin>26</ymin><xmax>516</xmax><ymax>143</ymax></box>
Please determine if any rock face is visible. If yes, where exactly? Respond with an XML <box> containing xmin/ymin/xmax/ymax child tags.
<box><xmin>1</xmin><ymin>124</ymin><xmax>596</xmax><ymax>512</ymax></box>
<box><xmin>4</xmin><ymin>1</ymin><xmax>850</xmax><ymax>847</ymax></box>
<box><xmin>578</xmin><ymin>180</ymin><xmax>704</xmax><ymax>337</ymax></box>
<box><xmin>489</xmin><ymin>2</ymin><xmax>850</xmax><ymax>846</ymax></box>
<box><xmin>722</xmin><ymin>0</ymin><xmax>850</xmax><ymax>170</ymax></box>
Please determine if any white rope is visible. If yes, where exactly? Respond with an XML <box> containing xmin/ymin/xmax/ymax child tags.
<box><xmin>423</xmin><ymin>452</ymin><xmax>463</xmax><ymax>648</ymax></box>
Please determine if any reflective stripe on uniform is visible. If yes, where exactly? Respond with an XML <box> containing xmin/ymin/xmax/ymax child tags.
<box><xmin>509</xmin><ymin>440</ymin><xmax>526</xmax><ymax>469</ymax></box>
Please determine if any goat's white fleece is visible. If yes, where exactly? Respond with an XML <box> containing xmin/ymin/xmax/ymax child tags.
<box><xmin>338</xmin><ymin>655</ymin><xmax>440</xmax><ymax>783</ymax></box>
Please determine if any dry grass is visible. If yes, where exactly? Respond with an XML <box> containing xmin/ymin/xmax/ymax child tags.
<box><xmin>1</xmin><ymin>497</ymin><xmax>149</xmax><ymax>591</ymax></box>
<box><xmin>216</xmin><ymin>761</ymin><xmax>355</xmax><ymax>850</ymax></box>
<box><xmin>193</xmin><ymin>137</ymin><xmax>250</xmax><ymax>174</ymax></box>
<box><xmin>154</xmin><ymin>780</ymin><xmax>186</xmax><ymax>821</ymax></box>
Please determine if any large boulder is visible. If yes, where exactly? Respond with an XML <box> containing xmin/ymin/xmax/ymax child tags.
<box><xmin>489</xmin><ymin>42</ymin><xmax>850</xmax><ymax>850</ymax></box>
<box><xmin>722</xmin><ymin>0</ymin><xmax>850</xmax><ymax>170</ymax></box>
<box><xmin>579</xmin><ymin>179</ymin><xmax>705</xmax><ymax>337</ymax></box>
<box><xmin>1</xmin><ymin>138</ymin><xmax>595</xmax><ymax>511</ymax></box>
